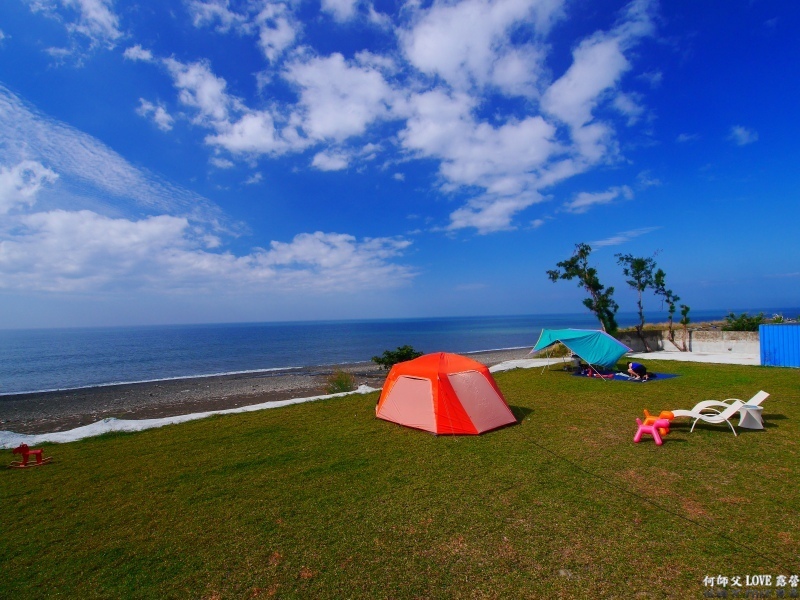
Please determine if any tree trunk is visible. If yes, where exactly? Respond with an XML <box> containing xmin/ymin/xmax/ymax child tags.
<box><xmin>636</xmin><ymin>292</ymin><xmax>651</xmax><ymax>352</ymax></box>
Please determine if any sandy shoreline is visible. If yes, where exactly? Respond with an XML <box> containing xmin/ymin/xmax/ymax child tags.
<box><xmin>0</xmin><ymin>347</ymin><xmax>534</xmax><ymax>435</ymax></box>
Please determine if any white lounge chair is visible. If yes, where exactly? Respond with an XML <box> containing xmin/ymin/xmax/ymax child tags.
<box><xmin>672</xmin><ymin>390</ymin><xmax>769</xmax><ymax>417</ymax></box>
<box><xmin>671</xmin><ymin>400</ymin><xmax>745</xmax><ymax>436</ymax></box>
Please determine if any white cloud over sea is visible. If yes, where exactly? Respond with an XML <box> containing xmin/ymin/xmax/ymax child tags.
<box><xmin>0</xmin><ymin>86</ymin><xmax>414</xmax><ymax>294</ymax></box>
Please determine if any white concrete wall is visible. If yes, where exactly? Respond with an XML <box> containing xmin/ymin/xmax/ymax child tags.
<box><xmin>683</xmin><ymin>330</ymin><xmax>759</xmax><ymax>354</ymax></box>
<box><xmin>615</xmin><ymin>330</ymin><xmax>759</xmax><ymax>354</ymax></box>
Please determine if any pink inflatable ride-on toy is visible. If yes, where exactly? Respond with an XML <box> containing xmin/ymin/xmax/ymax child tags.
<box><xmin>634</xmin><ymin>418</ymin><xmax>671</xmax><ymax>446</ymax></box>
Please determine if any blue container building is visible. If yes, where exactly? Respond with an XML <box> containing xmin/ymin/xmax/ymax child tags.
<box><xmin>760</xmin><ymin>324</ymin><xmax>800</xmax><ymax>368</ymax></box>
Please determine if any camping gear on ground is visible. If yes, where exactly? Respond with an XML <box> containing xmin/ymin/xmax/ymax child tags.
<box><xmin>573</xmin><ymin>371</ymin><xmax>678</xmax><ymax>382</ymax></box>
<box><xmin>634</xmin><ymin>418</ymin><xmax>671</xmax><ymax>446</ymax></box>
<box><xmin>375</xmin><ymin>352</ymin><xmax>517</xmax><ymax>435</ymax></box>
<box><xmin>532</xmin><ymin>329</ymin><xmax>632</xmax><ymax>375</ymax></box>
<box><xmin>8</xmin><ymin>444</ymin><xmax>52</xmax><ymax>468</ymax></box>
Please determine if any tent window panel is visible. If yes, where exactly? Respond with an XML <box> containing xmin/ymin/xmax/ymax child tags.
<box><xmin>447</xmin><ymin>371</ymin><xmax>514</xmax><ymax>433</ymax></box>
<box><xmin>378</xmin><ymin>376</ymin><xmax>436</xmax><ymax>432</ymax></box>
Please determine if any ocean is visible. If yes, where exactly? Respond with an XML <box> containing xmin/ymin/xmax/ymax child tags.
<box><xmin>0</xmin><ymin>309</ymin><xmax>794</xmax><ymax>395</ymax></box>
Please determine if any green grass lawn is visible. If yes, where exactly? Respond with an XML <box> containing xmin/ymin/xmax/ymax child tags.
<box><xmin>2</xmin><ymin>361</ymin><xmax>798</xmax><ymax>599</ymax></box>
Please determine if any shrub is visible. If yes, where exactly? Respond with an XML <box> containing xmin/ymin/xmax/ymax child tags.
<box><xmin>722</xmin><ymin>312</ymin><xmax>765</xmax><ymax>331</ymax></box>
<box><xmin>325</xmin><ymin>370</ymin><xmax>356</xmax><ymax>394</ymax></box>
<box><xmin>371</xmin><ymin>345</ymin><xmax>423</xmax><ymax>370</ymax></box>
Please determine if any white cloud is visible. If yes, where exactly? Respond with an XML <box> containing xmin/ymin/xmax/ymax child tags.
<box><xmin>0</xmin><ymin>90</ymin><xmax>415</xmax><ymax>297</ymax></box>
<box><xmin>244</xmin><ymin>172</ymin><xmax>263</xmax><ymax>185</ymax></box>
<box><xmin>261</xmin><ymin>232</ymin><xmax>414</xmax><ymax>291</ymax></box>
<box><xmin>400</xmin><ymin>0</ymin><xmax>561</xmax><ymax>95</ymax></box>
<box><xmin>676</xmin><ymin>133</ymin><xmax>699</xmax><ymax>143</ymax></box>
<box><xmin>186</xmin><ymin>0</ymin><xmax>246</xmax><ymax>32</ymax></box>
<box><xmin>0</xmin><ymin>85</ymin><xmax>228</xmax><ymax>228</ymax></box>
<box><xmin>312</xmin><ymin>151</ymin><xmax>349</xmax><ymax>171</ymax></box>
<box><xmin>639</xmin><ymin>70</ymin><xmax>662</xmax><ymax>88</ymax></box>
<box><xmin>30</xmin><ymin>0</ymin><xmax>662</xmax><ymax>240</ymax></box>
<box><xmin>591</xmin><ymin>226</ymin><xmax>659</xmax><ymax>248</ymax></box>
<box><xmin>636</xmin><ymin>170</ymin><xmax>661</xmax><ymax>188</ymax></box>
<box><xmin>27</xmin><ymin>0</ymin><xmax>122</xmax><ymax>48</ymax></box>
<box><xmin>44</xmin><ymin>46</ymin><xmax>73</xmax><ymax>63</ymax></box>
<box><xmin>448</xmin><ymin>192</ymin><xmax>543</xmax><ymax>234</ymax></box>
<box><xmin>123</xmin><ymin>45</ymin><xmax>153</xmax><ymax>62</ymax></box>
<box><xmin>0</xmin><ymin>210</ymin><xmax>414</xmax><ymax>293</ymax></box>
<box><xmin>255</xmin><ymin>3</ymin><xmax>299</xmax><ymax>63</ymax></box>
<box><xmin>206</xmin><ymin>110</ymin><xmax>292</xmax><ymax>155</ymax></box>
<box><xmin>360</xmin><ymin>143</ymin><xmax>381</xmax><ymax>160</ymax></box>
<box><xmin>285</xmin><ymin>53</ymin><xmax>397</xmax><ymax>141</ymax></box>
<box><xmin>401</xmin><ymin>90</ymin><xmax>559</xmax><ymax>191</ymax></box>
<box><xmin>355</xmin><ymin>51</ymin><xmax>398</xmax><ymax>73</ymax></box>
<box><xmin>0</xmin><ymin>210</ymin><xmax>192</xmax><ymax>291</ymax></box>
<box><xmin>164</xmin><ymin>58</ymin><xmax>234</xmax><ymax>126</ymax></box>
<box><xmin>0</xmin><ymin>29</ymin><xmax>7</xmax><ymax>43</ymax></box>
<box><xmin>186</xmin><ymin>0</ymin><xmax>300</xmax><ymax>63</ymax></box>
<box><xmin>399</xmin><ymin>89</ymin><xmax>559</xmax><ymax>232</ymax></box>
<box><xmin>541</xmin><ymin>35</ymin><xmax>630</xmax><ymax>127</ymax></box>
<box><xmin>0</xmin><ymin>177</ymin><xmax>414</xmax><ymax>294</ymax></box>
<box><xmin>210</xmin><ymin>157</ymin><xmax>235</xmax><ymax>169</ymax></box>
<box><xmin>321</xmin><ymin>0</ymin><xmax>359</xmax><ymax>22</ymax></box>
<box><xmin>397</xmin><ymin>0</ymin><xmax>655</xmax><ymax>233</ymax></box>
<box><xmin>728</xmin><ymin>125</ymin><xmax>758</xmax><ymax>146</ymax></box>
<box><xmin>541</xmin><ymin>0</ymin><xmax>656</xmax><ymax>166</ymax></box>
<box><xmin>613</xmin><ymin>92</ymin><xmax>645</xmax><ymax>125</ymax></box>
<box><xmin>160</xmin><ymin>57</ymin><xmax>305</xmax><ymax>157</ymax></box>
<box><xmin>136</xmin><ymin>99</ymin><xmax>174</xmax><ymax>131</ymax></box>
<box><xmin>0</xmin><ymin>161</ymin><xmax>59</xmax><ymax>214</ymax></box>
<box><xmin>563</xmin><ymin>185</ymin><xmax>632</xmax><ymax>214</ymax></box>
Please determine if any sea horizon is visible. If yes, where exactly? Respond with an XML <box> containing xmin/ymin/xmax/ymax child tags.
<box><xmin>1</xmin><ymin>308</ymin><xmax>796</xmax><ymax>396</ymax></box>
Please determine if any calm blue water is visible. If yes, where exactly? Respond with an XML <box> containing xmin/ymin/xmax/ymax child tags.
<box><xmin>0</xmin><ymin>309</ymin><xmax>795</xmax><ymax>395</ymax></box>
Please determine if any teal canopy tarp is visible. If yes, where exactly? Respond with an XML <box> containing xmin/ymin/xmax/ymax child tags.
<box><xmin>532</xmin><ymin>329</ymin><xmax>631</xmax><ymax>369</ymax></box>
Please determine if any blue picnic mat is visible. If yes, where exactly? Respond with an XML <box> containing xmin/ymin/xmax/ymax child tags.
<box><xmin>572</xmin><ymin>371</ymin><xmax>680</xmax><ymax>382</ymax></box>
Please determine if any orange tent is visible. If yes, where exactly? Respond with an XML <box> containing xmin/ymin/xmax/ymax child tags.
<box><xmin>375</xmin><ymin>352</ymin><xmax>517</xmax><ymax>435</ymax></box>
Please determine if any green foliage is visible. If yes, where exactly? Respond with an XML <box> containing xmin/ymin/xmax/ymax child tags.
<box><xmin>654</xmin><ymin>268</ymin><xmax>681</xmax><ymax>342</ymax></box>
<box><xmin>723</xmin><ymin>312</ymin><xmax>765</xmax><ymax>331</ymax></box>
<box><xmin>679</xmin><ymin>304</ymin><xmax>691</xmax><ymax>327</ymax></box>
<box><xmin>2</xmin><ymin>362</ymin><xmax>798</xmax><ymax>598</ymax></box>
<box><xmin>371</xmin><ymin>345</ymin><xmax>423</xmax><ymax>370</ymax></box>
<box><xmin>616</xmin><ymin>253</ymin><xmax>658</xmax><ymax>350</ymax></box>
<box><xmin>677</xmin><ymin>304</ymin><xmax>692</xmax><ymax>351</ymax></box>
<box><xmin>547</xmin><ymin>243</ymin><xmax>619</xmax><ymax>333</ymax></box>
<box><xmin>772</xmin><ymin>313</ymin><xmax>785</xmax><ymax>324</ymax></box>
<box><xmin>325</xmin><ymin>369</ymin><xmax>357</xmax><ymax>394</ymax></box>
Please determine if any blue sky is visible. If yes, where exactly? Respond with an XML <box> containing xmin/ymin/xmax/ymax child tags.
<box><xmin>0</xmin><ymin>0</ymin><xmax>797</xmax><ymax>328</ymax></box>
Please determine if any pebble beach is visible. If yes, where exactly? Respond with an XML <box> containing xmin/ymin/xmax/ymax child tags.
<box><xmin>0</xmin><ymin>347</ymin><xmax>534</xmax><ymax>435</ymax></box>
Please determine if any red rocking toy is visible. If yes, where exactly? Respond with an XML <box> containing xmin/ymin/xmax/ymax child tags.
<box><xmin>8</xmin><ymin>443</ymin><xmax>52</xmax><ymax>469</ymax></box>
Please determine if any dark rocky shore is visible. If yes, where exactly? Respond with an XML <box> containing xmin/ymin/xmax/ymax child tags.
<box><xmin>0</xmin><ymin>347</ymin><xmax>533</xmax><ymax>435</ymax></box>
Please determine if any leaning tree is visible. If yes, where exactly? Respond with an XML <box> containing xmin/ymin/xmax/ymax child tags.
<box><xmin>547</xmin><ymin>243</ymin><xmax>619</xmax><ymax>334</ymax></box>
